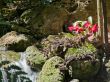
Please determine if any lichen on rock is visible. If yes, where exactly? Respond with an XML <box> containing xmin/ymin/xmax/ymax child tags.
<box><xmin>65</xmin><ymin>42</ymin><xmax>97</xmax><ymax>59</ymax></box>
<box><xmin>65</xmin><ymin>42</ymin><xmax>100</xmax><ymax>79</ymax></box>
<box><xmin>0</xmin><ymin>50</ymin><xmax>20</xmax><ymax>62</ymax></box>
<box><xmin>41</xmin><ymin>33</ymin><xmax>85</xmax><ymax>58</ymax></box>
<box><xmin>26</xmin><ymin>46</ymin><xmax>46</xmax><ymax>71</ymax></box>
<box><xmin>37</xmin><ymin>56</ymin><xmax>65</xmax><ymax>82</ymax></box>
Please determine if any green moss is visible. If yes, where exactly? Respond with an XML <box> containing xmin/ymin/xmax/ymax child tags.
<box><xmin>0</xmin><ymin>51</ymin><xmax>20</xmax><ymax>62</ymax></box>
<box><xmin>41</xmin><ymin>33</ymin><xmax>85</xmax><ymax>58</ymax></box>
<box><xmin>65</xmin><ymin>42</ymin><xmax>100</xmax><ymax>79</ymax></box>
<box><xmin>26</xmin><ymin>46</ymin><xmax>46</xmax><ymax>71</ymax></box>
<box><xmin>65</xmin><ymin>42</ymin><xmax>97</xmax><ymax>58</ymax></box>
<box><xmin>37</xmin><ymin>56</ymin><xmax>64</xmax><ymax>82</ymax></box>
<box><xmin>63</xmin><ymin>33</ymin><xmax>74</xmax><ymax>38</ymax></box>
<box><xmin>70</xmin><ymin>59</ymin><xmax>100</xmax><ymax>79</ymax></box>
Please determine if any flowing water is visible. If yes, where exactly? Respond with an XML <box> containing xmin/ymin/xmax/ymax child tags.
<box><xmin>0</xmin><ymin>52</ymin><xmax>38</xmax><ymax>82</ymax></box>
<box><xmin>15</xmin><ymin>52</ymin><xmax>37</xmax><ymax>82</ymax></box>
<box><xmin>0</xmin><ymin>68</ymin><xmax>8</xmax><ymax>82</ymax></box>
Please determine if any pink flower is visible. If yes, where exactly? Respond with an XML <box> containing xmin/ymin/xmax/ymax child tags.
<box><xmin>83</xmin><ymin>21</ymin><xmax>91</xmax><ymax>28</ymax></box>
<box><xmin>68</xmin><ymin>25</ymin><xmax>75</xmax><ymax>32</ymax></box>
<box><xmin>89</xmin><ymin>24</ymin><xmax>98</xmax><ymax>33</ymax></box>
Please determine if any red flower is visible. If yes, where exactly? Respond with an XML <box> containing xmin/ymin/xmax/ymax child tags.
<box><xmin>68</xmin><ymin>24</ymin><xmax>84</xmax><ymax>33</ymax></box>
<box><xmin>78</xmin><ymin>27</ymin><xmax>84</xmax><ymax>32</ymax></box>
<box><xmin>75</xmin><ymin>25</ymin><xmax>84</xmax><ymax>33</ymax></box>
<box><xmin>83</xmin><ymin>21</ymin><xmax>91</xmax><ymax>28</ymax></box>
<box><xmin>76</xmin><ymin>27</ymin><xmax>84</xmax><ymax>33</ymax></box>
<box><xmin>68</xmin><ymin>25</ymin><xmax>75</xmax><ymax>32</ymax></box>
<box><xmin>89</xmin><ymin>24</ymin><xmax>98</xmax><ymax>33</ymax></box>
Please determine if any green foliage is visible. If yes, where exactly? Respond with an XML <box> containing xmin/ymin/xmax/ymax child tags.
<box><xmin>3</xmin><ymin>0</ymin><xmax>13</xmax><ymax>3</ymax></box>
<box><xmin>0</xmin><ymin>13</ymin><xmax>11</xmax><ymax>36</ymax></box>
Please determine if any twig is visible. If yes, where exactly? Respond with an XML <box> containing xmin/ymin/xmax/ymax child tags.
<box><xmin>101</xmin><ymin>0</ymin><xmax>109</xmax><ymax>56</ymax></box>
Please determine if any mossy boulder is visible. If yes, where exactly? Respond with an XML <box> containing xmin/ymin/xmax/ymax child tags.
<box><xmin>37</xmin><ymin>56</ymin><xmax>65</xmax><ymax>82</ymax></box>
<box><xmin>0</xmin><ymin>51</ymin><xmax>20</xmax><ymax>73</ymax></box>
<box><xmin>0</xmin><ymin>50</ymin><xmax>20</xmax><ymax>62</ymax></box>
<box><xmin>65</xmin><ymin>42</ymin><xmax>100</xmax><ymax>79</ymax></box>
<box><xmin>0</xmin><ymin>31</ymin><xmax>35</xmax><ymax>52</ymax></box>
<box><xmin>26</xmin><ymin>46</ymin><xmax>46</xmax><ymax>71</ymax></box>
<box><xmin>41</xmin><ymin>33</ymin><xmax>84</xmax><ymax>58</ymax></box>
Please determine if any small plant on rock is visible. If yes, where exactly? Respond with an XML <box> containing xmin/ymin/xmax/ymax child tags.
<box><xmin>65</xmin><ymin>16</ymin><xmax>98</xmax><ymax>42</ymax></box>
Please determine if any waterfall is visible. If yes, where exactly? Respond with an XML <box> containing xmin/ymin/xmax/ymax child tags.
<box><xmin>0</xmin><ymin>68</ymin><xmax>8</xmax><ymax>82</ymax></box>
<box><xmin>15</xmin><ymin>52</ymin><xmax>37</xmax><ymax>82</ymax></box>
<box><xmin>0</xmin><ymin>45</ymin><xmax>7</xmax><ymax>51</ymax></box>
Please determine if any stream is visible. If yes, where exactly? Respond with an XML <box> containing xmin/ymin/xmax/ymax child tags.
<box><xmin>0</xmin><ymin>52</ymin><xmax>38</xmax><ymax>82</ymax></box>
<box><xmin>15</xmin><ymin>52</ymin><xmax>37</xmax><ymax>82</ymax></box>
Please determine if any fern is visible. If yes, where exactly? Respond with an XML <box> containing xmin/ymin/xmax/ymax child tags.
<box><xmin>0</xmin><ymin>13</ymin><xmax>11</xmax><ymax>36</ymax></box>
<box><xmin>0</xmin><ymin>14</ymin><xmax>10</xmax><ymax>26</ymax></box>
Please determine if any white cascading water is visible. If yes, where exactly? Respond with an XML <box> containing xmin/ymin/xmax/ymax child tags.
<box><xmin>0</xmin><ymin>47</ymin><xmax>8</xmax><ymax>82</ymax></box>
<box><xmin>0</xmin><ymin>68</ymin><xmax>8</xmax><ymax>82</ymax></box>
<box><xmin>15</xmin><ymin>52</ymin><xmax>38</xmax><ymax>82</ymax></box>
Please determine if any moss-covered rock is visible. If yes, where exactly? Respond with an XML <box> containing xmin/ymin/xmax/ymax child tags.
<box><xmin>65</xmin><ymin>42</ymin><xmax>100</xmax><ymax>79</ymax></box>
<box><xmin>26</xmin><ymin>46</ymin><xmax>46</xmax><ymax>71</ymax></box>
<box><xmin>0</xmin><ymin>31</ymin><xmax>35</xmax><ymax>52</ymax></box>
<box><xmin>0</xmin><ymin>50</ymin><xmax>20</xmax><ymax>62</ymax></box>
<box><xmin>41</xmin><ymin>33</ymin><xmax>84</xmax><ymax>58</ymax></box>
<box><xmin>65</xmin><ymin>42</ymin><xmax>97</xmax><ymax>59</ymax></box>
<box><xmin>37</xmin><ymin>56</ymin><xmax>65</xmax><ymax>82</ymax></box>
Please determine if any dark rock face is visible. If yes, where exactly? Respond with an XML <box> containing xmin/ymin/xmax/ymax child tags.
<box><xmin>20</xmin><ymin>5</ymin><xmax>68</xmax><ymax>38</ymax></box>
<box><xmin>0</xmin><ymin>0</ymin><xmax>110</xmax><ymax>39</ymax></box>
<box><xmin>11</xmin><ymin>5</ymin><xmax>68</xmax><ymax>39</ymax></box>
<box><xmin>68</xmin><ymin>0</ymin><xmax>97</xmax><ymax>21</ymax></box>
<box><xmin>27</xmin><ymin>0</ymin><xmax>98</xmax><ymax>39</ymax></box>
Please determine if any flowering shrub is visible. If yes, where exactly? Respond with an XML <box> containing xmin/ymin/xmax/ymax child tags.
<box><xmin>66</xmin><ymin>16</ymin><xmax>98</xmax><ymax>41</ymax></box>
